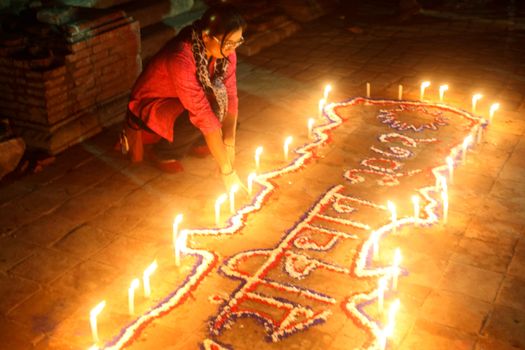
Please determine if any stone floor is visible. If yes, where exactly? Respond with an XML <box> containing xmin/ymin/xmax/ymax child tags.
<box><xmin>1</xmin><ymin>6</ymin><xmax>525</xmax><ymax>350</ymax></box>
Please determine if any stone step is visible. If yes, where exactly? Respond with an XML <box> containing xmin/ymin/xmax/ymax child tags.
<box><xmin>276</xmin><ymin>0</ymin><xmax>338</xmax><ymax>22</ymax></box>
<box><xmin>238</xmin><ymin>16</ymin><xmax>300</xmax><ymax>57</ymax></box>
<box><xmin>140</xmin><ymin>5</ymin><xmax>205</xmax><ymax>63</ymax></box>
<box><xmin>116</xmin><ymin>0</ymin><xmax>171</xmax><ymax>29</ymax></box>
<box><xmin>56</xmin><ymin>0</ymin><xmax>135</xmax><ymax>9</ymax></box>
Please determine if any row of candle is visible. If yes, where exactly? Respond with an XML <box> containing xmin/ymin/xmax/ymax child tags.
<box><xmin>89</xmin><ymin>259</ymin><xmax>159</xmax><ymax>347</ymax></box>
<box><xmin>374</xmin><ymin>248</ymin><xmax>402</xmax><ymax>350</ymax></box>
<box><xmin>87</xmin><ymin>82</ymin><xmax>489</xmax><ymax>349</ymax></box>
<box><xmin>360</xmin><ymin>81</ymin><xmax>500</xmax><ymax>122</ymax></box>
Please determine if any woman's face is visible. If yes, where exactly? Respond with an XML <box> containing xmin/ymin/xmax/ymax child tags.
<box><xmin>203</xmin><ymin>28</ymin><xmax>244</xmax><ymax>58</ymax></box>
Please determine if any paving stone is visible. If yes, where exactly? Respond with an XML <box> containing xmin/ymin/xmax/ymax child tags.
<box><xmin>13</xmin><ymin>212</ymin><xmax>79</xmax><ymax>247</ymax></box>
<box><xmin>0</xmin><ymin>274</ymin><xmax>39</xmax><ymax>314</ymax></box>
<box><xmin>8</xmin><ymin>248</ymin><xmax>79</xmax><ymax>284</ymax></box>
<box><xmin>7</xmin><ymin>289</ymin><xmax>80</xmax><ymax>335</ymax></box>
<box><xmin>475</xmin><ymin>337</ymin><xmax>524</xmax><ymax>350</ymax></box>
<box><xmin>49</xmin><ymin>259</ymin><xmax>119</xmax><ymax>297</ymax></box>
<box><xmin>450</xmin><ymin>237</ymin><xmax>514</xmax><ymax>273</ymax></box>
<box><xmin>53</xmin><ymin>224</ymin><xmax>115</xmax><ymax>259</ymax></box>
<box><xmin>463</xmin><ymin>215</ymin><xmax>521</xmax><ymax>247</ymax></box>
<box><xmin>0</xmin><ymin>236</ymin><xmax>38</xmax><ymax>272</ymax></box>
<box><xmin>420</xmin><ymin>290</ymin><xmax>491</xmax><ymax>334</ymax></box>
<box><xmin>482</xmin><ymin>305</ymin><xmax>525</xmax><ymax>349</ymax></box>
<box><xmin>496</xmin><ymin>276</ymin><xmax>525</xmax><ymax>313</ymax></box>
<box><xmin>439</xmin><ymin>261</ymin><xmax>504</xmax><ymax>302</ymax></box>
<box><xmin>90</xmin><ymin>235</ymin><xmax>161</xmax><ymax>273</ymax></box>
<box><xmin>400</xmin><ymin>318</ymin><xmax>477</xmax><ymax>350</ymax></box>
<box><xmin>508</xmin><ymin>243</ymin><xmax>525</xmax><ymax>280</ymax></box>
<box><xmin>0</xmin><ymin>316</ymin><xmax>35</xmax><ymax>350</ymax></box>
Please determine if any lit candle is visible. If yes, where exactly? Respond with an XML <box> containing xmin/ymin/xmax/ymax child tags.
<box><xmin>388</xmin><ymin>299</ymin><xmax>401</xmax><ymax>329</ymax></box>
<box><xmin>128</xmin><ymin>278</ymin><xmax>140</xmax><ymax>315</ymax></box>
<box><xmin>439</xmin><ymin>84</ymin><xmax>448</xmax><ymax>102</ymax></box>
<box><xmin>318</xmin><ymin>98</ymin><xmax>326</xmax><ymax>119</ymax></box>
<box><xmin>90</xmin><ymin>300</ymin><xmax>106</xmax><ymax>344</ymax></box>
<box><xmin>372</xmin><ymin>231</ymin><xmax>380</xmax><ymax>259</ymax></box>
<box><xmin>387</xmin><ymin>200</ymin><xmax>397</xmax><ymax>234</ymax></box>
<box><xmin>379</xmin><ymin>324</ymin><xmax>393</xmax><ymax>350</ymax></box>
<box><xmin>229</xmin><ymin>183</ymin><xmax>239</xmax><ymax>214</ymax></box>
<box><xmin>420</xmin><ymin>81</ymin><xmax>430</xmax><ymax>100</ymax></box>
<box><xmin>489</xmin><ymin>103</ymin><xmax>500</xmax><ymax>123</ymax></box>
<box><xmin>378</xmin><ymin>276</ymin><xmax>387</xmax><ymax>313</ymax></box>
<box><xmin>176</xmin><ymin>230</ymin><xmax>188</xmax><ymax>266</ymax></box>
<box><xmin>412</xmin><ymin>195</ymin><xmax>420</xmax><ymax>223</ymax></box>
<box><xmin>283</xmin><ymin>136</ymin><xmax>293</xmax><ymax>161</ymax></box>
<box><xmin>215</xmin><ymin>193</ymin><xmax>227</xmax><ymax>226</ymax></box>
<box><xmin>366</xmin><ymin>82</ymin><xmax>371</xmax><ymax>98</ymax></box>
<box><xmin>476</xmin><ymin>123</ymin><xmax>483</xmax><ymax>144</ymax></box>
<box><xmin>172</xmin><ymin>214</ymin><xmax>183</xmax><ymax>265</ymax></box>
<box><xmin>323</xmin><ymin>84</ymin><xmax>332</xmax><ymax>101</ymax></box>
<box><xmin>255</xmin><ymin>146</ymin><xmax>263</xmax><ymax>170</ymax></box>
<box><xmin>439</xmin><ymin>175</ymin><xmax>447</xmax><ymax>194</ymax></box>
<box><xmin>398</xmin><ymin>84</ymin><xmax>403</xmax><ymax>100</ymax></box>
<box><xmin>392</xmin><ymin>248</ymin><xmax>402</xmax><ymax>290</ymax></box>
<box><xmin>308</xmin><ymin>118</ymin><xmax>315</xmax><ymax>139</ymax></box>
<box><xmin>472</xmin><ymin>93</ymin><xmax>483</xmax><ymax>114</ymax></box>
<box><xmin>247</xmin><ymin>172</ymin><xmax>257</xmax><ymax>195</ymax></box>
<box><xmin>446</xmin><ymin>156</ymin><xmax>454</xmax><ymax>183</ymax></box>
<box><xmin>462</xmin><ymin>135</ymin><xmax>472</xmax><ymax>164</ymax></box>
<box><xmin>143</xmin><ymin>260</ymin><xmax>158</xmax><ymax>298</ymax></box>
<box><xmin>441</xmin><ymin>190</ymin><xmax>448</xmax><ymax>224</ymax></box>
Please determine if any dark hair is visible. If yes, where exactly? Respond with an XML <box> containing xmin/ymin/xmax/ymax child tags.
<box><xmin>195</xmin><ymin>4</ymin><xmax>247</xmax><ymax>56</ymax></box>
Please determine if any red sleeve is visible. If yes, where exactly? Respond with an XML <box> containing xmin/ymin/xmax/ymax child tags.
<box><xmin>224</xmin><ymin>52</ymin><xmax>238</xmax><ymax>115</ymax></box>
<box><xmin>168</xmin><ymin>45</ymin><xmax>222</xmax><ymax>135</ymax></box>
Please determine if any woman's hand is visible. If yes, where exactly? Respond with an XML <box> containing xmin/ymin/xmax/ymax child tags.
<box><xmin>224</xmin><ymin>142</ymin><xmax>235</xmax><ymax>166</ymax></box>
<box><xmin>221</xmin><ymin>170</ymin><xmax>247</xmax><ymax>193</ymax></box>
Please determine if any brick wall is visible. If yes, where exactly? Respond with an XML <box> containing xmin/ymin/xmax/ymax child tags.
<box><xmin>0</xmin><ymin>8</ymin><xmax>141</xmax><ymax>154</ymax></box>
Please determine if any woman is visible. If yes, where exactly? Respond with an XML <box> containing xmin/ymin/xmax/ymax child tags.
<box><xmin>122</xmin><ymin>4</ymin><xmax>246</xmax><ymax>190</ymax></box>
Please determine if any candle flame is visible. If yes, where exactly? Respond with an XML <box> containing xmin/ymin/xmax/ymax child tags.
<box><xmin>472</xmin><ymin>93</ymin><xmax>483</xmax><ymax>112</ymax></box>
<box><xmin>128</xmin><ymin>278</ymin><xmax>140</xmax><ymax>315</ymax></box>
<box><xmin>319</xmin><ymin>98</ymin><xmax>326</xmax><ymax>117</ymax></box>
<box><xmin>90</xmin><ymin>300</ymin><xmax>106</xmax><ymax>343</ymax></box>
<box><xmin>387</xmin><ymin>200</ymin><xmax>396</xmax><ymax>220</ymax></box>
<box><xmin>446</xmin><ymin>156</ymin><xmax>453</xmax><ymax>168</ymax></box>
<box><xmin>489</xmin><ymin>102</ymin><xmax>500</xmax><ymax>121</ymax></box>
<box><xmin>216</xmin><ymin>193</ymin><xmax>228</xmax><ymax>206</ymax></box>
<box><xmin>420</xmin><ymin>81</ymin><xmax>431</xmax><ymax>100</ymax></box>
<box><xmin>308</xmin><ymin>118</ymin><xmax>315</xmax><ymax>138</ymax></box>
<box><xmin>439</xmin><ymin>84</ymin><xmax>449</xmax><ymax>101</ymax></box>
<box><xmin>473</xmin><ymin>93</ymin><xmax>483</xmax><ymax>102</ymax></box>
<box><xmin>323</xmin><ymin>84</ymin><xmax>332</xmax><ymax>100</ymax></box>
<box><xmin>388</xmin><ymin>299</ymin><xmax>401</xmax><ymax>328</ymax></box>
<box><xmin>248</xmin><ymin>172</ymin><xmax>257</xmax><ymax>195</ymax></box>
<box><xmin>130</xmin><ymin>278</ymin><xmax>140</xmax><ymax>291</ymax></box>
<box><xmin>394</xmin><ymin>248</ymin><xmax>402</xmax><ymax>266</ymax></box>
<box><xmin>173</xmin><ymin>213</ymin><xmax>183</xmax><ymax>226</ymax></box>
<box><xmin>215</xmin><ymin>193</ymin><xmax>228</xmax><ymax>226</ymax></box>
<box><xmin>90</xmin><ymin>300</ymin><xmax>106</xmax><ymax>320</ymax></box>
<box><xmin>177</xmin><ymin>229</ymin><xmax>188</xmax><ymax>253</ymax></box>
<box><xmin>143</xmin><ymin>260</ymin><xmax>158</xmax><ymax>297</ymax></box>
<box><xmin>255</xmin><ymin>146</ymin><xmax>263</xmax><ymax>169</ymax></box>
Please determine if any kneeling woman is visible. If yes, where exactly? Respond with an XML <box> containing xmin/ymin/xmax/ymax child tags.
<box><xmin>123</xmin><ymin>5</ymin><xmax>246</xmax><ymax>190</ymax></box>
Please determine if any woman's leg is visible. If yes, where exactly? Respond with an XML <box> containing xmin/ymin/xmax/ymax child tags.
<box><xmin>153</xmin><ymin>110</ymin><xmax>203</xmax><ymax>160</ymax></box>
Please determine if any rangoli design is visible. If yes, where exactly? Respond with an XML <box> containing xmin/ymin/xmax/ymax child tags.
<box><xmin>96</xmin><ymin>97</ymin><xmax>484</xmax><ymax>350</ymax></box>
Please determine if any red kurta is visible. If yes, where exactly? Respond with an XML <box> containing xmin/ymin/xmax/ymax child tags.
<box><xmin>128</xmin><ymin>39</ymin><xmax>238</xmax><ymax>142</ymax></box>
